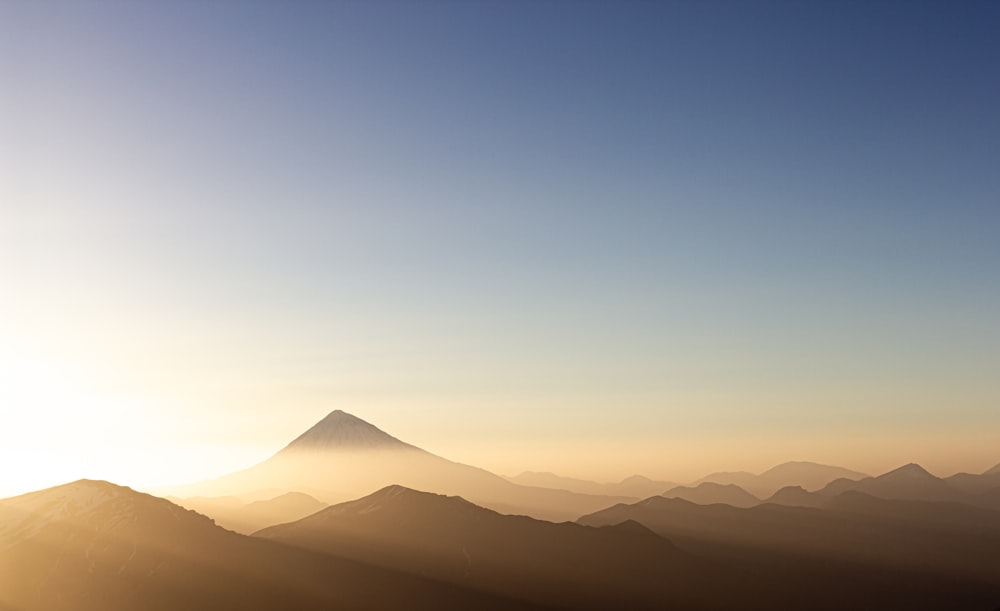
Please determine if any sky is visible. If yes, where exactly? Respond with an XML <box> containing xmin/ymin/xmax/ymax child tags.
<box><xmin>1</xmin><ymin>0</ymin><xmax>998</xmax><ymax>497</ymax></box>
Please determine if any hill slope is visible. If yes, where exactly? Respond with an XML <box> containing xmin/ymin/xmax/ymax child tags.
<box><xmin>0</xmin><ymin>480</ymin><xmax>541</xmax><ymax>611</ymax></box>
<box><xmin>256</xmin><ymin>484</ymin><xmax>722</xmax><ymax>610</ymax></box>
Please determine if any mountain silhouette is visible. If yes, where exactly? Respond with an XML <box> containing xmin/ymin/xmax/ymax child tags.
<box><xmin>579</xmin><ymin>492</ymin><xmax>1000</xmax><ymax>609</ymax></box>
<box><xmin>281</xmin><ymin>410</ymin><xmax>419</xmax><ymax>452</ymax></box>
<box><xmin>818</xmin><ymin>463</ymin><xmax>969</xmax><ymax>503</ymax></box>
<box><xmin>946</xmin><ymin>466</ymin><xmax>1000</xmax><ymax>497</ymax></box>
<box><xmin>256</xmin><ymin>485</ymin><xmax>720</xmax><ymax>610</ymax></box>
<box><xmin>165</xmin><ymin>410</ymin><xmax>631</xmax><ymax>522</ymax></box>
<box><xmin>173</xmin><ymin>492</ymin><xmax>327</xmax><ymax>534</ymax></box>
<box><xmin>662</xmin><ymin>482</ymin><xmax>760</xmax><ymax>508</ymax></box>
<box><xmin>765</xmin><ymin>485</ymin><xmax>826</xmax><ymax>508</ymax></box>
<box><xmin>0</xmin><ymin>480</ymin><xmax>531</xmax><ymax>611</ymax></box>
<box><xmin>505</xmin><ymin>471</ymin><xmax>672</xmax><ymax>498</ymax></box>
<box><xmin>695</xmin><ymin>461</ymin><xmax>867</xmax><ymax>498</ymax></box>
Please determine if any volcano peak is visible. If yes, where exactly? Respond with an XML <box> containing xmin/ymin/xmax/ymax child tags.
<box><xmin>279</xmin><ymin>410</ymin><xmax>417</xmax><ymax>453</ymax></box>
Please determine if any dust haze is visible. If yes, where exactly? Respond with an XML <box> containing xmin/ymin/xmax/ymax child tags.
<box><xmin>3</xmin><ymin>410</ymin><xmax>999</xmax><ymax>610</ymax></box>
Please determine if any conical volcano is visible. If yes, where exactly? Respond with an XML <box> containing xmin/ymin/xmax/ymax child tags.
<box><xmin>165</xmin><ymin>410</ymin><xmax>632</xmax><ymax>522</ymax></box>
<box><xmin>279</xmin><ymin>410</ymin><xmax>418</xmax><ymax>453</ymax></box>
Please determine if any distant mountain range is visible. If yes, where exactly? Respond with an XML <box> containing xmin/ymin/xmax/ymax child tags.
<box><xmin>789</xmin><ymin>463</ymin><xmax>1000</xmax><ymax>509</ymax></box>
<box><xmin>693</xmin><ymin>461</ymin><xmax>869</xmax><ymax>498</ymax></box>
<box><xmin>505</xmin><ymin>471</ymin><xmax>675</xmax><ymax>498</ymax></box>
<box><xmin>662</xmin><ymin>482</ymin><xmax>760</xmax><ymax>508</ymax></box>
<box><xmin>165</xmin><ymin>410</ymin><xmax>999</xmax><ymax>525</ymax></box>
<box><xmin>169</xmin><ymin>491</ymin><xmax>328</xmax><ymax>534</ymax></box>
<box><xmin>164</xmin><ymin>410</ymin><xmax>634</xmax><ymax>522</ymax></box>
<box><xmin>579</xmin><ymin>488</ymin><xmax>1000</xmax><ymax>609</ymax></box>
<box><xmin>256</xmin><ymin>485</ymin><xmax>721</xmax><ymax>610</ymax></box>
<box><xmin>509</xmin><ymin>460</ymin><xmax>869</xmax><ymax>502</ymax></box>
<box><xmin>7</xmin><ymin>410</ymin><xmax>1000</xmax><ymax>610</ymax></box>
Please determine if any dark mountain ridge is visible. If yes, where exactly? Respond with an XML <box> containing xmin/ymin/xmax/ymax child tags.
<box><xmin>579</xmin><ymin>485</ymin><xmax>1000</xmax><ymax>609</ymax></box>
<box><xmin>256</xmin><ymin>484</ymin><xmax>724</xmax><ymax>610</ymax></box>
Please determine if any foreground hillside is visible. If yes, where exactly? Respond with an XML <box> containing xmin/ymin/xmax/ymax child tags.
<box><xmin>0</xmin><ymin>480</ymin><xmax>540</xmax><ymax>611</ymax></box>
<box><xmin>4</xmin><ymin>474</ymin><xmax>1000</xmax><ymax>611</ymax></box>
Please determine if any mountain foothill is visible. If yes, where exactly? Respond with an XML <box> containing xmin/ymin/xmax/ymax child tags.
<box><xmin>3</xmin><ymin>410</ymin><xmax>999</xmax><ymax>610</ymax></box>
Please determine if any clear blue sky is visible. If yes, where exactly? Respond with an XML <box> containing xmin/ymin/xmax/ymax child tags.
<box><xmin>1</xmin><ymin>0</ymin><xmax>998</xmax><ymax>492</ymax></box>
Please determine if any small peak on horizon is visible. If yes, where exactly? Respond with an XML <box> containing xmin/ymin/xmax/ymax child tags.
<box><xmin>345</xmin><ymin>484</ymin><xmax>479</xmax><ymax>510</ymax></box>
<box><xmin>603</xmin><ymin>519</ymin><xmax>660</xmax><ymax>538</ymax></box>
<box><xmin>692</xmin><ymin>481</ymin><xmax>743</xmax><ymax>490</ymax></box>
<box><xmin>37</xmin><ymin>479</ymin><xmax>134</xmax><ymax>495</ymax></box>
<box><xmin>375</xmin><ymin>484</ymin><xmax>418</xmax><ymax>495</ymax></box>
<box><xmin>620</xmin><ymin>475</ymin><xmax>655</xmax><ymax>484</ymax></box>
<box><xmin>881</xmin><ymin>463</ymin><xmax>935</xmax><ymax>478</ymax></box>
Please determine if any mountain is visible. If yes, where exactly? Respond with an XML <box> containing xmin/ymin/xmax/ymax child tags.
<box><xmin>505</xmin><ymin>471</ymin><xmax>672</xmax><ymax>498</ymax></box>
<box><xmin>662</xmin><ymin>482</ymin><xmax>759</xmax><ymax>508</ymax></box>
<box><xmin>945</xmin><ymin>469</ymin><xmax>1000</xmax><ymax>496</ymax></box>
<box><xmin>256</xmin><ymin>485</ymin><xmax>722</xmax><ymax>610</ymax></box>
<box><xmin>818</xmin><ymin>463</ymin><xmax>969</xmax><ymax>503</ymax></box>
<box><xmin>579</xmin><ymin>494</ymin><xmax>1000</xmax><ymax>609</ymax></box>
<box><xmin>765</xmin><ymin>485</ymin><xmax>826</xmax><ymax>508</ymax></box>
<box><xmin>174</xmin><ymin>492</ymin><xmax>327</xmax><ymax>534</ymax></box>
<box><xmin>283</xmin><ymin>409</ymin><xmax>419</xmax><ymax>451</ymax></box>
<box><xmin>695</xmin><ymin>461</ymin><xmax>867</xmax><ymax>498</ymax></box>
<box><xmin>692</xmin><ymin>469</ymin><xmax>755</xmax><ymax>488</ymax></box>
<box><xmin>164</xmin><ymin>410</ymin><xmax>632</xmax><ymax>522</ymax></box>
<box><xmin>618</xmin><ymin>474</ymin><xmax>679</xmax><ymax>497</ymax></box>
<box><xmin>0</xmin><ymin>480</ymin><xmax>531</xmax><ymax>611</ymax></box>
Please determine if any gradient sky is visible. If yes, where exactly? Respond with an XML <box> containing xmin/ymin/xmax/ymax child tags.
<box><xmin>2</xmin><ymin>1</ymin><xmax>998</xmax><ymax>497</ymax></box>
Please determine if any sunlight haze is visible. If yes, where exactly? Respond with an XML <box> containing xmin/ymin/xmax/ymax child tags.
<box><xmin>2</xmin><ymin>0</ymin><xmax>998</xmax><ymax>499</ymax></box>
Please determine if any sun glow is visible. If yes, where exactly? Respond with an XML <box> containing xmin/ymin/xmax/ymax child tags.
<box><xmin>0</xmin><ymin>341</ymin><xmax>262</xmax><ymax>498</ymax></box>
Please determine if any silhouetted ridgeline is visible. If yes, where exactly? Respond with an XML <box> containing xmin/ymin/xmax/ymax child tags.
<box><xmin>5</xmin><ymin>411</ymin><xmax>1000</xmax><ymax>610</ymax></box>
<box><xmin>0</xmin><ymin>480</ymin><xmax>531</xmax><ymax>611</ymax></box>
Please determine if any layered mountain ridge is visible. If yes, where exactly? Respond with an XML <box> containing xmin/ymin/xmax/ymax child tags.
<box><xmin>0</xmin><ymin>479</ymin><xmax>543</xmax><ymax>611</ymax></box>
<box><xmin>164</xmin><ymin>410</ymin><xmax>634</xmax><ymax>522</ymax></box>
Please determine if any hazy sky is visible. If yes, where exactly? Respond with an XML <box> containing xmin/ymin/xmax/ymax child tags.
<box><xmin>2</xmin><ymin>1</ymin><xmax>998</xmax><ymax>497</ymax></box>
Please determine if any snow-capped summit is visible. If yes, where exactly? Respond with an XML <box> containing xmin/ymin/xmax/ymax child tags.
<box><xmin>279</xmin><ymin>410</ymin><xmax>418</xmax><ymax>453</ymax></box>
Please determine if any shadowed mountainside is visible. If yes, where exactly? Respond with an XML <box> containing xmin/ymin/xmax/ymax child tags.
<box><xmin>163</xmin><ymin>410</ymin><xmax>633</xmax><ymax>522</ymax></box>
<box><xmin>255</xmin><ymin>484</ymin><xmax>726</xmax><ymax>610</ymax></box>
<box><xmin>766</xmin><ymin>463</ymin><xmax>1000</xmax><ymax>511</ymax></box>
<box><xmin>172</xmin><ymin>492</ymin><xmax>328</xmax><ymax>534</ymax></box>
<box><xmin>0</xmin><ymin>480</ymin><xmax>542</xmax><ymax>611</ymax></box>
<box><xmin>817</xmin><ymin>463</ymin><xmax>974</xmax><ymax>504</ymax></box>
<box><xmin>662</xmin><ymin>482</ymin><xmax>760</xmax><ymax>508</ymax></box>
<box><xmin>505</xmin><ymin>472</ymin><xmax>674</xmax><ymax>499</ymax></box>
<box><xmin>695</xmin><ymin>461</ymin><xmax>868</xmax><ymax>498</ymax></box>
<box><xmin>944</xmin><ymin>464</ymin><xmax>1000</xmax><ymax>497</ymax></box>
<box><xmin>579</xmin><ymin>475</ymin><xmax>1000</xmax><ymax>610</ymax></box>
